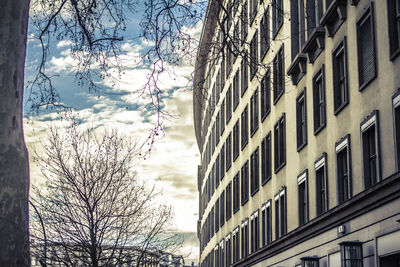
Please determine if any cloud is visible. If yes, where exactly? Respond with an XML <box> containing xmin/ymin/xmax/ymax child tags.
<box><xmin>56</xmin><ymin>40</ymin><xmax>73</xmax><ymax>48</ymax></box>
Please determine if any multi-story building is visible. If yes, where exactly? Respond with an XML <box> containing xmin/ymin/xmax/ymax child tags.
<box><xmin>193</xmin><ymin>0</ymin><xmax>400</xmax><ymax>266</ymax></box>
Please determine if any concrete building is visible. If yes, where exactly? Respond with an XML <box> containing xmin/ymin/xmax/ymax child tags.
<box><xmin>193</xmin><ymin>0</ymin><xmax>400</xmax><ymax>266</ymax></box>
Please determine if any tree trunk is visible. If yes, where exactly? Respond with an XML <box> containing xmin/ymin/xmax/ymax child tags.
<box><xmin>0</xmin><ymin>0</ymin><xmax>31</xmax><ymax>266</ymax></box>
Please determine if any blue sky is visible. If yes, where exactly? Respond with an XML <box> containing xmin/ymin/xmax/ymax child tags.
<box><xmin>24</xmin><ymin>8</ymin><xmax>202</xmax><ymax>264</ymax></box>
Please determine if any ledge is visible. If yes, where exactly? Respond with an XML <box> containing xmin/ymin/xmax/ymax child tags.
<box><xmin>287</xmin><ymin>53</ymin><xmax>307</xmax><ymax>85</ymax></box>
<box><xmin>320</xmin><ymin>0</ymin><xmax>347</xmax><ymax>37</ymax></box>
<box><xmin>302</xmin><ymin>27</ymin><xmax>325</xmax><ymax>63</ymax></box>
<box><xmin>232</xmin><ymin>171</ymin><xmax>400</xmax><ymax>267</ymax></box>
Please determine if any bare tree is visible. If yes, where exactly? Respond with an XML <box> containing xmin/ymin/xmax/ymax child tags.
<box><xmin>30</xmin><ymin>124</ymin><xmax>182</xmax><ymax>267</ymax></box>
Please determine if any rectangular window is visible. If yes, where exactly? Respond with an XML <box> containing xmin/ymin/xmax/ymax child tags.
<box><xmin>250</xmin><ymin>147</ymin><xmax>260</xmax><ymax>196</ymax></box>
<box><xmin>216</xmin><ymin>154</ymin><xmax>220</xmax><ymax>188</ymax></box>
<box><xmin>233</xmin><ymin>172</ymin><xmax>240</xmax><ymax>213</ymax></box>
<box><xmin>221</xmin><ymin>99</ymin><xmax>225</xmax><ymax>134</ymax></box>
<box><xmin>274</xmin><ymin>113</ymin><xmax>286</xmax><ymax>173</ymax></box>
<box><xmin>315</xmin><ymin>153</ymin><xmax>328</xmax><ymax>216</ymax></box>
<box><xmin>357</xmin><ymin>4</ymin><xmax>376</xmax><ymax>90</ymax></box>
<box><xmin>241</xmin><ymin>160</ymin><xmax>249</xmax><ymax>206</ymax></box>
<box><xmin>272</xmin><ymin>0</ymin><xmax>284</xmax><ymax>38</ymax></box>
<box><xmin>250</xmin><ymin>89</ymin><xmax>259</xmax><ymax>135</ymax></box>
<box><xmin>219</xmin><ymin>240</ymin><xmax>224</xmax><ymax>267</ymax></box>
<box><xmin>221</xmin><ymin>144</ymin><xmax>225</xmax><ymax>180</ymax></box>
<box><xmin>211</xmin><ymin>206</ymin><xmax>215</xmax><ymax>235</ymax></box>
<box><xmin>241</xmin><ymin>219</ymin><xmax>249</xmax><ymax>259</ymax></box>
<box><xmin>297</xmin><ymin>170</ymin><xmax>308</xmax><ymax>226</ymax></box>
<box><xmin>226</xmin><ymin>86</ymin><xmax>232</xmax><ymax>123</ymax></box>
<box><xmin>261</xmin><ymin>200</ymin><xmax>272</xmax><ymax>246</ymax></box>
<box><xmin>393</xmin><ymin>92</ymin><xmax>400</xmax><ymax>170</ymax></box>
<box><xmin>250</xmin><ymin>32</ymin><xmax>258</xmax><ymax>79</ymax></box>
<box><xmin>225</xmin><ymin>235</ymin><xmax>231</xmax><ymax>267</ymax></box>
<box><xmin>250</xmin><ymin>0</ymin><xmax>257</xmax><ymax>23</ymax></box>
<box><xmin>233</xmin><ymin>71</ymin><xmax>240</xmax><ymax>111</ymax></box>
<box><xmin>220</xmin><ymin>190</ymin><xmax>225</xmax><ymax>227</ymax></box>
<box><xmin>216</xmin><ymin>112</ymin><xmax>220</xmax><ymax>145</ymax></box>
<box><xmin>241</xmin><ymin>105</ymin><xmax>249</xmax><ymax>149</ymax></box>
<box><xmin>250</xmin><ymin>210</ymin><xmax>259</xmax><ymax>254</ymax></box>
<box><xmin>313</xmin><ymin>67</ymin><xmax>326</xmax><ymax>134</ymax></box>
<box><xmin>232</xmin><ymin>227</ymin><xmax>240</xmax><ymax>263</ymax></box>
<box><xmin>226</xmin><ymin>182</ymin><xmax>232</xmax><ymax>221</ymax></box>
<box><xmin>241</xmin><ymin>0</ymin><xmax>248</xmax><ymax>42</ymax></box>
<box><xmin>260</xmin><ymin>8</ymin><xmax>270</xmax><ymax>58</ymax></box>
<box><xmin>215</xmin><ymin>199</ymin><xmax>220</xmax><ymax>232</ymax></box>
<box><xmin>226</xmin><ymin>133</ymin><xmax>232</xmax><ymax>171</ymax></box>
<box><xmin>387</xmin><ymin>0</ymin><xmax>400</xmax><ymax>58</ymax></box>
<box><xmin>233</xmin><ymin>120</ymin><xmax>240</xmax><ymax>161</ymax></box>
<box><xmin>332</xmin><ymin>38</ymin><xmax>348</xmax><ymax>114</ymax></box>
<box><xmin>261</xmin><ymin>69</ymin><xmax>271</xmax><ymax>121</ymax></box>
<box><xmin>336</xmin><ymin>135</ymin><xmax>352</xmax><ymax>204</ymax></box>
<box><xmin>261</xmin><ymin>132</ymin><xmax>272</xmax><ymax>185</ymax></box>
<box><xmin>361</xmin><ymin>111</ymin><xmax>380</xmax><ymax>189</ymax></box>
<box><xmin>275</xmin><ymin>187</ymin><xmax>286</xmax><ymax>239</ymax></box>
<box><xmin>296</xmin><ymin>90</ymin><xmax>307</xmax><ymax>151</ymax></box>
<box><xmin>273</xmin><ymin>46</ymin><xmax>285</xmax><ymax>103</ymax></box>
<box><xmin>241</xmin><ymin>58</ymin><xmax>249</xmax><ymax>96</ymax></box>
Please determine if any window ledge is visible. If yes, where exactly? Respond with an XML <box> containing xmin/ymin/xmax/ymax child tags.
<box><xmin>302</xmin><ymin>27</ymin><xmax>325</xmax><ymax>63</ymax></box>
<box><xmin>320</xmin><ymin>0</ymin><xmax>347</xmax><ymax>37</ymax></box>
<box><xmin>287</xmin><ymin>53</ymin><xmax>307</xmax><ymax>85</ymax></box>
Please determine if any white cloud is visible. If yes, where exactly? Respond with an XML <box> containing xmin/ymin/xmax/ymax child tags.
<box><xmin>56</xmin><ymin>40</ymin><xmax>73</xmax><ymax>48</ymax></box>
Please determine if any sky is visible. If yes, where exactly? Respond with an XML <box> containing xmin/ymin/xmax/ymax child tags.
<box><xmin>23</xmin><ymin>6</ymin><xmax>203</xmax><ymax>264</ymax></box>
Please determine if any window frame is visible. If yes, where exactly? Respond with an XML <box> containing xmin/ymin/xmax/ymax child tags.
<box><xmin>241</xmin><ymin>105</ymin><xmax>249</xmax><ymax>150</ymax></box>
<box><xmin>226</xmin><ymin>181</ymin><xmax>232</xmax><ymax>221</ymax></box>
<box><xmin>250</xmin><ymin>31</ymin><xmax>258</xmax><ymax>79</ymax></box>
<box><xmin>272</xmin><ymin>0</ymin><xmax>284</xmax><ymax>39</ymax></box>
<box><xmin>360</xmin><ymin>110</ymin><xmax>380</xmax><ymax>189</ymax></box>
<box><xmin>241</xmin><ymin>160</ymin><xmax>249</xmax><ymax>206</ymax></box>
<box><xmin>312</xmin><ymin>66</ymin><xmax>326</xmax><ymax>135</ymax></box>
<box><xmin>250</xmin><ymin>147</ymin><xmax>260</xmax><ymax>196</ymax></box>
<box><xmin>233</xmin><ymin>172</ymin><xmax>240</xmax><ymax>214</ymax></box>
<box><xmin>274</xmin><ymin>113</ymin><xmax>286</xmax><ymax>173</ymax></box>
<box><xmin>297</xmin><ymin>169</ymin><xmax>309</xmax><ymax>227</ymax></box>
<box><xmin>392</xmin><ymin>90</ymin><xmax>400</xmax><ymax>171</ymax></box>
<box><xmin>261</xmin><ymin>69</ymin><xmax>271</xmax><ymax>121</ymax></box>
<box><xmin>315</xmin><ymin>152</ymin><xmax>328</xmax><ymax>216</ymax></box>
<box><xmin>261</xmin><ymin>132</ymin><xmax>272</xmax><ymax>185</ymax></box>
<box><xmin>356</xmin><ymin>3</ymin><xmax>377</xmax><ymax>91</ymax></box>
<box><xmin>332</xmin><ymin>37</ymin><xmax>349</xmax><ymax>115</ymax></box>
<box><xmin>274</xmin><ymin>187</ymin><xmax>287</xmax><ymax>239</ymax></box>
<box><xmin>335</xmin><ymin>134</ymin><xmax>352</xmax><ymax>205</ymax></box>
<box><xmin>233</xmin><ymin>120</ymin><xmax>240</xmax><ymax>161</ymax></box>
<box><xmin>241</xmin><ymin>218</ymin><xmax>249</xmax><ymax>259</ymax></box>
<box><xmin>387</xmin><ymin>0</ymin><xmax>400</xmax><ymax>60</ymax></box>
<box><xmin>250</xmin><ymin>89</ymin><xmax>259</xmax><ymax>136</ymax></box>
<box><xmin>260</xmin><ymin>7</ymin><xmax>270</xmax><ymax>60</ymax></box>
<box><xmin>261</xmin><ymin>200</ymin><xmax>272</xmax><ymax>247</ymax></box>
<box><xmin>273</xmin><ymin>45</ymin><xmax>285</xmax><ymax>104</ymax></box>
<box><xmin>296</xmin><ymin>89</ymin><xmax>307</xmax><ymax>151</ymax></box>
<box><xmin>250</xmin><ymin>210</ymin><xmax>259</xmax><ymax>254</ymax></box>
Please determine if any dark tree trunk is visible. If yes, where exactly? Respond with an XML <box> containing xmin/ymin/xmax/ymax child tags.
<box><xmin>0</xmin><ymin>0</ymin><xmax>31</xmax><ymax>266</ymax></box>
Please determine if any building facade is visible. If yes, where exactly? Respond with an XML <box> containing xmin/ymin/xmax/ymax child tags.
<box><xmin>193</xmin><ymin>0</ymin><xmax>400</xmax><ymax>266</ymax></box>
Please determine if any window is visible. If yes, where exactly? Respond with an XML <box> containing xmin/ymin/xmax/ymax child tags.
<box><xmin>261</xmin><ymin>132</ymin><xmax>272</xmax><ymax>185</ymax></box>
<box><xmin>216</xmin><ymin>154</ymin><xmax>220</xmax><ymax>188</ymax></box>
<box><xmin>233</xmin><ymin>120</ymin><xmax>240</xmax><ymax>161</ymax></box>
<box><xmin>298</xmin><ymin>170</ymin><xmax>308</xmax><ymax>226</ymax></box>
<box><xmin>241</xmin><ymin>58</ymin><xmax>249</xmax><ymax>96</ymax></box>
<box><xmin>261</xmin><ymin>69</ymin><xmax>271</xmax><ymax>121</ymax></box>
<box><xmin>272</xmin><ymin>0</ymin><xmax>283</xmax><ymax>38</ymax></box>
<box><xmin>219</xmin><ymin>240</ymin><xmax>224</xmax><ymax>267</ymax></box>
<box><xmin>339</xmin><ymin>241</ymin><xmax>363</xmax><ymax>267</ymax></box>
<box><xmin>260</xmin><ymin>8</ymin><xmax>270</xmax><ymax>58</ymax></box>
<box><xmin>361</xmin><ymin>111</ymin><xmax>380</xmax><ymax>189</ymax></box>
<box><xmin>241</xmin><ymin>160</ymin><xmax>249</xmax><ymax>206</ymax></box>
<box><xmin>313</xmin><ymin>67</ymin><xmax>326</xmax><ymax>134</ymax></box>
<box><xmin>275</xmin><ymin>187</ymin><xmax>286</xmax><ymax>239</ymax></box>
<box><xmin>315</xmin><ymin>153</ymin><xmax>328</xmax><ymax>216</ymax></box>
<box><xmin>221</xmin><ymin>99</ymin><xmax>225</xmax><ymax>134</ymax></box>
<box><xmin>273</xmin><ymin>46</ymin><xmax>285</xmax><ymax>103</ymax></box>
<box><xmin>215</xmin><ymin>199</ymin><xmax>220</xmax><ymax>232</ymax></box>
<box><xmin>226</xmin><ymin>182</ymin><xmax>232</xmax><ymax>221</ymax></box>
<box><xmin>393</xmin><ymin>92</ymin><xmax>400</xmax><ymax>170</ymax></box>
<box><xmin>241</xmin><ymin>0</ymin><xmax>248</xmax><ymax>42</ymax></box>
<box><xmin>233</xmin><ymin>71</ymin><xmax>240</xmax><ymax>110</ymax></box>
<box><xmin>261</xmin><ymin>200</ymin><xmax>272</xmax><ymax>246</ymax></box>
<box><xmin>211</xmin><ymin>206</ymin><xmax>215</xmax><ymax>235</ymax></box>
<box><xmin>241</xmin><ymin>105</ymin><xmax>249</xmax><ymax>149</ymax></box>
<box><xmin>225</xmin><ymin>235</ymin><xmax>231</xmax><ymax>267</ymax></box>
<box><xmin>250</xmin><ymin>32</ymin><xmax>258</xmax><ymax>79</ymax></box>
<box><xmin>387</xmin><ymin>0</ymin><xmax>400</xmax><ymax>59</ymax></box>
<box><xmin>250</xmin><ymin>210</ymin><xmax>259</xmax><ymax>253</ymax></box>
<box><xmin>241</xmin><ymin>219</ymin><xmax>249</xmax><ymax>259</ymax></box>
<box><xmin>250</xmin><ymin>0</ymin><xmax>257</xmax><ymax>23</ymax></box>
<box><xmin>357</xmin><ymin>4</ymin><xmax>376</xmax><ymax>90</ymax></box>
<box><xmin>336</xmin><ymin>135</ymin><xmax>352</xmax><ymax>204</ymax></box>
<box><xmin>233</xmin><ymin>172</ymin><xmax>240</xmax><ymax>213</ymax></box>
<box><xmin>220</xmin><ymin>191</ymin><xmax>225</xmax><ymax>227</ymax></box>
<box><xmin>226</xmin><ymin>86</ymin><xmax>232</xmax><ymax>123</ymax></box>
<box><xmin>221</xmin><ymin>144</ymin><xmax>225</xmax><ymax>180</ymax></box>
<box><xmin>232</xmin><ymin>227</ymin><xmax>240</xmax><ymax>263</ymax></box>
<box><xmin>216</xmin><ymin>112</ymin><xmax>220</xmax><ymax>145</ymax></box>
<box><xmin>274</xmin><ymin>114</ymin><xmax>286</xmax><ymax>173</ymax></box>
<box><xmin>214</xmin><ymin>245</ymin><xmax>219</xmax><ymax>267</ymax></box>
<box><xmin>250</xmin><ymin>90</ymin><xmax>259</xmax><ymax>135</ymax></box>
<box><xmin>296</xmin><ymin>90</ymin><xmax>307</xmax><ymax>151</ymax></box>
<box><xmin>226</xmin><ymin>133</ymin><xmax>232</xmax><ymax>171</ymax></box>
<box><xmin>332</xmin><ymin>38</ymin><xmax>348</xmax><ymax>114</ymax></box>
<box><xmin>250</xmin><ymin>147</ymin><xmax>260</xmax><ymax>197</ymax></box>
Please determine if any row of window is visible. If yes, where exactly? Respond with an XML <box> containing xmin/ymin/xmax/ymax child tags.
<box><xmin>201</xmin><ymin>107</ymin><xmax>385</xmax><ymax>256</ymax></box>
